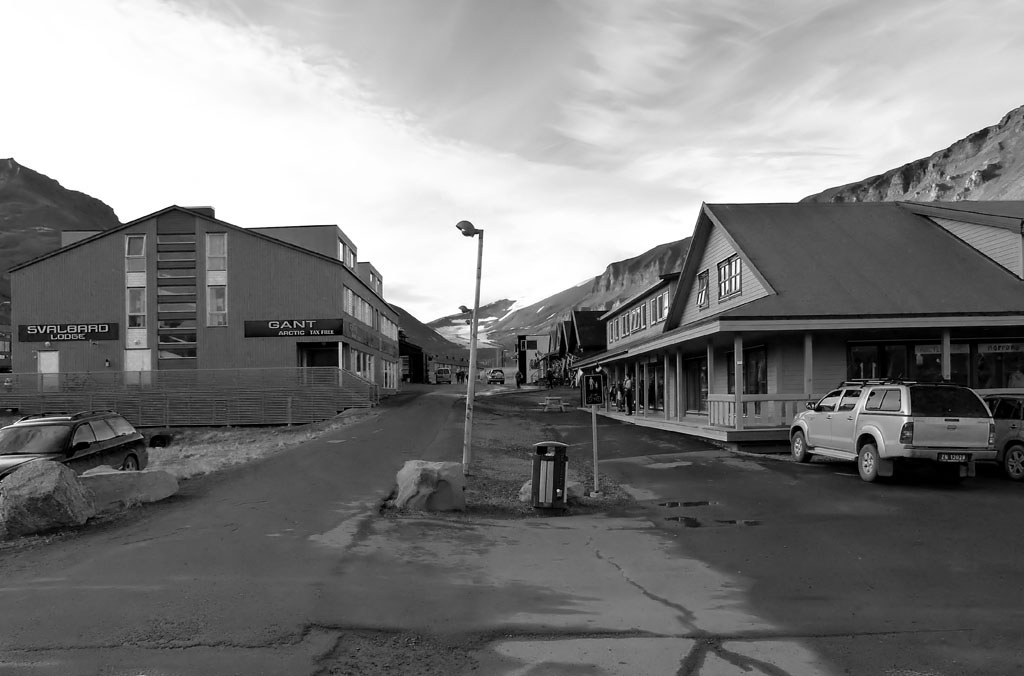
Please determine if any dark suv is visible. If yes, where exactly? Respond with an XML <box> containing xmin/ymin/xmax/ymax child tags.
<box><xmin>0</xmin><ymin>411</ymin><xmax>148</xmax><ymax>481</ymax></box>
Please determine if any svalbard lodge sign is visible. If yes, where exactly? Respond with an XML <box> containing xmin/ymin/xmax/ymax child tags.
<box><xmin>244</xmin><ymin>319</ymin><xmax>345</xmax><ymax>337</ymax></box>
<box><xmin>19</xmin><ymin>323</ymin><xmax>119</xmax><ymax>342</ymax></box>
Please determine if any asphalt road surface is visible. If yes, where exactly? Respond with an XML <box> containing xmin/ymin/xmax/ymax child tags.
<box><xmin>0</xmin><ymin>385</ymin><xmax>1022</xmax><ymax>675</ymax></box>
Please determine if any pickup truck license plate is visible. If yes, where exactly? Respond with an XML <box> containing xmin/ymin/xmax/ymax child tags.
<box><xmin>938</xmin><ymin>453</ymin><xmax>969</xmax><ymax>463</ymax></box>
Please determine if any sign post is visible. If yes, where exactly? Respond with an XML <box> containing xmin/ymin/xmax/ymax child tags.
<box><xmin>582</xmin><ymin>373</ymin><xmax>605</xmax><ymax>495</ymax></box>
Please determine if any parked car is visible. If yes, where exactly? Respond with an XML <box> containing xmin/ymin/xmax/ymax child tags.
<box><xmin>435</xmin><ymin>367</ymin><xmax>452</xmax><ymax>384</ymax></box>
<box><xmin>487</xmin><ymin>369</ymin><xmax>505</xmax><ymax>385</ymax></box>
<box><xmin>790</xmin><ymin>380</ymin><xmax>996</xmax><ymax>483</ymax></box>
<box><xmin>981</xmin><ymin>392</ymin><xmax>1024</xmax><ymax>480</ymax></box>
<box><xmin>0</xmin><ymin>410</ymin><xmax>148</xmax><ymax>481</ymax></box>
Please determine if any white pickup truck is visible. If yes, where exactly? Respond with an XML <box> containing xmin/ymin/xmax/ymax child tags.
<box><xmin>790</xmin><ymin>380</ymin><xmax>996</xmax><ymax>482</ymax></box>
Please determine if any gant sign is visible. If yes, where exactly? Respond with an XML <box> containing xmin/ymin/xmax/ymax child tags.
<box><xmin>19</xmin><ymin>323</ymin><xmax>119</xmax><ymax>342</ymax></box>
<box><xmin>245</xmin><ymin>319</ymin><xmax>344</xmax><ymax>337</ymax></box>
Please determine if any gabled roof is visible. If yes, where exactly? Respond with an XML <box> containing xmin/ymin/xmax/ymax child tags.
<box><xmin>598</xmin><ymin>272</ymin><xmax>680</xmax><ymax>321</ymax></box>
<box><xmin>670</xmin><ymin>201</ymin><xmax>1024</xmax><ymax>325</ymax></box>
<box><xmin>571</xmin><ymin>310</ymin><xmax>606</xmax><ymax>350</ymax></box>
<box><xmin>9</xmin><ymin>205</ymin><xmax>391</xmax><ymax>309</ymax></box>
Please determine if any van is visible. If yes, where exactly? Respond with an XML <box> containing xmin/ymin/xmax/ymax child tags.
<box><xmin>435</xmin><ymin>367</ymin><xmax>452</xmax><ymax>384</ymax></box>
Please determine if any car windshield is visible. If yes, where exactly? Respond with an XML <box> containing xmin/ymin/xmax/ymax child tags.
<box><xmin>0</xmin><ymin>425</ymin><xmax>71</xmax><ymax>455</ymax></box>
<box><xmin>909</xmin><ymin>386</ymin><xmax>990</xmax><ymax>418</ymax></box>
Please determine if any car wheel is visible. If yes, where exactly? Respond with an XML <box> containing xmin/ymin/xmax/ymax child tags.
<box><xmin>858</xmin><ymin>443</ymin><xmax>880</xmax><ymax>483</ymax></box>
<box><xmin>121</xmin><ymin>454</ymin><xmax>140</xmax><ymax>471</ymax></box>
<box><xmin>1003</xmin><ymin>444</ymin><xmax>1024</xmax><ymax>481</ymax></box>
<box><xmin>791</xmin><ymin>431</ymin><xmax>812</xmax><ymax>463</ymax></box>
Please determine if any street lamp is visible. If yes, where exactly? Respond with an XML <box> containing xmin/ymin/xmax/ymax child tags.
<box><xmin>456</xmin><ymin>219</ymin><xmax>484</xmax><ymax>472</ymax></box>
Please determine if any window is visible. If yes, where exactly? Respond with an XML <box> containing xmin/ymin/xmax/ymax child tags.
<box><xmin>718</xmin><ymin>256</ymin><xmax>741</xmax><ymax>299</ymax></box>
<box><xmin>89</xmin><ymin>419</ymin><xmax>117</xmax><ymax>442</ymax></box>
<box><xmin>127</xmin><ymin>287</ymin><xmax>146</xmax><ymax>328</ymax></box>
<box><xmin>696</xmin><ymin>270</ymin><xmax>709</xmax><ymax>309</ymax></box>
<box><xmin>157</xmin><ymin>270</ymin><xmax>196</xmax><ymax>279</ymax></box>
<box><xmin>125</xmin><ymin>235</ymin><xmax>146</xmax><ymax>272</ymax></box>
<box><xmin>816</xmin><ymin>390</ymin><xmax>843</xmax><ymax>412</ymax></box>
<box><xmin>159</xmin><ymin>332</ymin><xmax>197</xmax><ymax>344</ymax></box>
<box><xmin>206</xmin><ymin>233</ymin><xmax>227</xmax><ymax>271</ymax></box>
<box><xmin>652</xmin><ymin>291</ymin><xmax>669</xmax><ymax>323</ymax></box>
<box><xmin>157</xmin><ymin>286</ymin><xmax>197</xmax><ymax>296</ymax></box>
<box><xmin>158</xmin><ymin>318</ymin><xmax>196</xmax><ymax>329</ymax></box>
<box><xmin>207</xmin><ymin>286</ymin><xmax>227</xmax><ymax>326</ymax></box>
<box><xmin>837</xmin><ymin>389</ymin><xmax>862</xmax><ymax>412</ymax></box>
<box><xmin>159</xmin><ymin>347</ymin><xmax>197</xmax><ymax>359</ymax></box>
<box><xmin>157</xmin><ymin>302</ymin><xmax>197</xmax><ymax>312</ymax></box>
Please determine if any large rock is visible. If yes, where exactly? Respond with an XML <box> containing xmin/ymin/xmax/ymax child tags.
<box><xmin>0</xmin><ymin>461</ymin><xmax>96</xmax><ymax>540</ymax></box>
<box><xmin>389</xmin><ymin>460</ymin><xmax>465</xmax><ymax>511</ymax></box>
<box><xmin>79</xmin><ymin>466</ymin><xmax>179</xmax><ymax>513</ymax></box>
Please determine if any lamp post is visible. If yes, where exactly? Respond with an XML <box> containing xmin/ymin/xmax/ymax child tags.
<box><xmin>456</xmin><ymin>220</ymin><xmax>484</xmax><ymax>472</ymax></box>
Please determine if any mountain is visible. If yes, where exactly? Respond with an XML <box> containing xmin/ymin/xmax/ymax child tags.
<box><xmin>429</xmin><ymin>238</ymin><xmax>689</xmax><ymax>351</ymax></box>
<box><xmin>803</xmin><ymin>104</ymin><xmax>1024</xmax><ymax>203</ymax></box>
<box><xmin>0</xmin><ymin>158</ymin><xmax>122</xmax><ymax>322</ymax></box>
<box><xmin>390</xmin><ymin>304</ymin><xmax>468</xmax><ymax>357</ymax></box>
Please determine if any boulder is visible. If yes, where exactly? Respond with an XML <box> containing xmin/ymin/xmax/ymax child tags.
<box><xmin>389</xmin><ymin>460</ymin><xmax>465</xmax><ymax>511</ymax></box>
<box><xmin>79</xmin><ymin>466</ymin><xmax>179</xmax><ymax>513</ymax></box>
<box><xmin>0</xmin><ymin>461</ymin><xmax>96</xmax><ymax>540</ymax></box>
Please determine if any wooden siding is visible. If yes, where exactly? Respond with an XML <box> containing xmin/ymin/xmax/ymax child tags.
<box><xmin>934</xmin><ymin>217</ymin><xmax>1023</xmax><ymax>278</ymax></box>
<box><xmin>604</xmin><ymin>286</ymin><xmax>671</xmax><ymax>349</ymax></box>
<box><xmin>678</xmin><ymin>223</ymin><xmax>769</xmax><ymax>326</ymax></box>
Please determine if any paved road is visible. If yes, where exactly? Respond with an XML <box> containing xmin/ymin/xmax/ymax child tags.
<box><xmin>0</xmin><ymin>385</ymin><xmax>1022</xmax><ymax>675</ymax></box>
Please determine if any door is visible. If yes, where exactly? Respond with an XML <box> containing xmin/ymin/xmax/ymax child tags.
<box><xmin>37</xmin><ymin>351</ymin><xmax>59</xmax><ymax>392</ymax></box>
<box><xmin>65</xmin><ymin>422</ymin><xmax>100</xmax><ymax>474</ymax></box>
<box><xmin>806</xmin><ymin>389</ymin><xmax>842</xmax><ymax>447</ymax></box>
<box><xmin>124</xmin><ymin>349</ymin><xmax>152</xmax><ymax>386</ymax></box>
<box><xmin>683</xmin><ymin>357</ymin><xmax>707</xmax><ymax>413</ymax></box>
<box><xmin>829</xmin><ymin>388</ymin><xmax>862</xmax><ymax>452</ymax></box>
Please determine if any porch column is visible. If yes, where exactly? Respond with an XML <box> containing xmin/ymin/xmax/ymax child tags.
<box><xmin>676</xmin><ymin>348</ymin><xmax>684</xmax><ymax>421</ymax></box>
<box><xmin>642</xmin><ymin>361</ymin><xmax>649</xmax><ymax>418</ymax></box>
<box><xmin>733</xmin><ymin>334</ymin><xmax>744</xmax><ymax>431</ymax></box>
<box><xmin>803</xmin><ymin>333</ymin><xmax>814</xmax><ymax>398</ymax></box>
<box><xmin>663</xmin><ymin>352</ymin><xmax>670</xmax><ymax>420</ymax></box>
<box><xmin>941</xmin><ymin>329</ymin><xmax>951</xmax><ymax>381</ymax></box>
<box><xmin>706</xmin><ymin>342</ymin><xmax>716</xmax><ymax>426</ymax></box>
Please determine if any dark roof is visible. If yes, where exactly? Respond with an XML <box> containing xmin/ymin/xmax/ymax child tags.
<box><xmin>706</xmin><ymin>202</ymin><xmax>1024</xmax><ymax>319</ymax></box>
<box><xmin>572</xmin><ymin>310</ymin><xmax>606</xmax><ymax>350</ymax></box>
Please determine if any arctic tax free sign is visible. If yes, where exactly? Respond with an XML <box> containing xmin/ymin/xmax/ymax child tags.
<box><xmin>244</xmin><ymin>319</ymin><xmax>344</xmax><ymax>337</ymax></box>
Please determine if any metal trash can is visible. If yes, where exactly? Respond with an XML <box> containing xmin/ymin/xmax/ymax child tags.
<box><xmin>531</xmin><ymin>441</ymin><xmax>568</xmax><ymax>510</ymax></box>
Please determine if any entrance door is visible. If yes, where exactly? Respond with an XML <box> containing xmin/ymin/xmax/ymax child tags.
<box><xmin>38</xmin><ymin>351</ymin><xmax>59</xmax><ymax>392</ymax></box>
<box><xmin>125</xmin><ymin>349</ymin><xmax>152</xmax><ymax>386</ymax></box>
<box><xmin>298</xmin><ymin>342</ymin><xmax>340</xmax><ymax>368</ymax></box>
<box><xmin>684</xmin><ymin>357</ymin><xmax>708</xmax><ymax>413</ymax></box>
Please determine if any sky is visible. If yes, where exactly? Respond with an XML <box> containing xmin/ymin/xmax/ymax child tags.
<box><xmin>3</xmin><ymin>0</ymin><xmax>1024</xmax><ymax>323</ymax></box>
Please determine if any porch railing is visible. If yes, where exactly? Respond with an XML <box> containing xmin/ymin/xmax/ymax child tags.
<box><xmin>707</xmin><ymin>393</ymin><xmax>811</xmax><ymax>429</ymax></box>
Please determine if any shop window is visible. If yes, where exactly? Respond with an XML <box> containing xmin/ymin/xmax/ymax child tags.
<box><xmin>125</xmin><ymin>235</ymin><xmax>146</xmax><ymax>273</ymax></box>
<box><xmin>206</xmin><ymin>233</ymin><xmax>227</xmax><ymax>271</ymax></box>
<box><xmin>718</xmin><ymin>256</ymin><xmax>741</xmax><ymax>300</ymax></box>
<box><xmin>127</xmin><ymin>287</ymin><xmax>146</xmax><ymax>328</ymax></box>
<box><xmin>696</xmin><ymin>270</ymin><xmax>709</xmax><ymax>309</ymax></box>
<box><xmin>976</xmin><ymin>343</ymin><xmax>1024</xmax><ymax>389</ymax></box>
<box><xmin>207</xmin><ymin>286</ymin><xmax>227</xmax><ymax>327</ymax></box>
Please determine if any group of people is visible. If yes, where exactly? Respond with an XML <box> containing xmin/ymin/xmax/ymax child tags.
<box><xmin>455</xmin><ymin>370</ymin><xmax>469</xmax><ymax>383</ymax></box>
<box><xmin>608</xmin><ymin>375</ymin><xmax>636</xmax><ymax>415</ymax></box>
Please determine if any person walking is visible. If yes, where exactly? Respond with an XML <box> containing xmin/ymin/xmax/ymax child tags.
<box><xmin>623</xmin><ymin>374</ymin><xmax>634</xmax><ymax>415</ymax></box>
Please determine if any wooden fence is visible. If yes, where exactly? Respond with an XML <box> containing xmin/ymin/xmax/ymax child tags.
<box><xmin>0</xmin><ymin>367</ymin><xmax>378</xmax><ymax>427</ymax></box>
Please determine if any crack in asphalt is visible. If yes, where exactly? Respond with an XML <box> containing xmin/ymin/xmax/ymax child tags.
<box><xmin>678</xmin><ymin>638</ymin><xmax>796</xmax><ymax>676</ymax></box>
<box><xmin>591</xmin><ymin>543</ymin><xmax>701</xmax><ymax>633</ymax></box>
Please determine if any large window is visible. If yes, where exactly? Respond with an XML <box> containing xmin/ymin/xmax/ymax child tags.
<box><xmin>127</xmin><ymin>287</ymin><xmax>146</xmax><ymax>328</ymax></box>
<box><xmin>206</xmin><ymin>233</ymin><xmax>227</xmax><ymax>271</ymax></box>
<box><xmin>696</xmin><ymin>270</ymin><xmax>709</xmax><ymax>309</ymax></box>
<box><xmin>125</xmin><ymin>235</ymin><xmax>146</xmax><ymax>272</ymax></box>
<box><xmin>718</xmin><ymin>256</ymin><xmax>741</xmax><ymax>299</ymax></box>
<box><xmin>207</xmin><ymin>286</ymin><xmax>227</xmax><ymax>326</ymax></box>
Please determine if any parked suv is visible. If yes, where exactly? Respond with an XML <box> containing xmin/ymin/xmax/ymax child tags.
<box><xmin>0</xmin><ymin>410</ymin><xmax>148</xmax><ymax>481</ymax></box>
<box><xmin>981</xmin><ymin>392</ymin><xmax>1024</xmax><ymax>481</ymax></box>
<box><xmin>790</xmin><ymin>380</ymin><xmax>996</xmax><ymax>482</ymax></box>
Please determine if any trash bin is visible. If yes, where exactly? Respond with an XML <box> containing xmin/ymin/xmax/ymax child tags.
<box><xmin>532</xmin><ymin>441</ymin><xmax>568</xmax><ymax>510</ymax></box>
